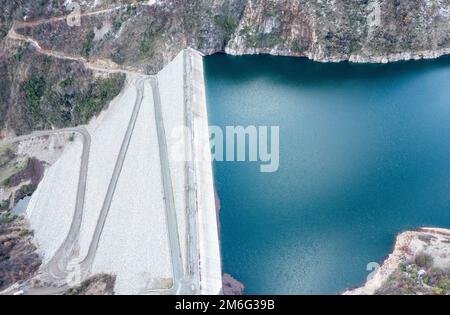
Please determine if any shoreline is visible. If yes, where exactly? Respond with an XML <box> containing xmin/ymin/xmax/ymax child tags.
<box><xmin>223</xmin><ymin>47</ymin><xmax>450</xmax><ymax>65</ymax></box>
<box><xmin>344</xmin><ymin>227</ymin><xmax>450</xmax><ymax>295</ymax></box>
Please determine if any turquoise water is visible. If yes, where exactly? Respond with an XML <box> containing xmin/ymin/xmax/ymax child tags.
<box><xmin>204</xmin><ymin>54</ymin><xmax>450</xmax><ymax>295</ymax></box>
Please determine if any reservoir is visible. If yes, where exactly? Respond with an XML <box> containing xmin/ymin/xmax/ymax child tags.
<box><xmin>204</xmin><ymin>54</ymin><xmax>450</xmax><ymax>294</ymax></box>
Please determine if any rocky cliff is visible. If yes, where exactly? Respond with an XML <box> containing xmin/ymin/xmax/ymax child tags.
<box><xmin>1</xmin><ymin>0</ymin><xmax>449</xmax><ymax>134</ymax></box>
<box><xmin>345</xmin><ymin>228</ymin><xmax>450</xmax><ymax>295</ymax></box>
<box><xmin>11</xmin><ymin>1</ymin><xmax>450</xmax><ymax>69</ymax></box>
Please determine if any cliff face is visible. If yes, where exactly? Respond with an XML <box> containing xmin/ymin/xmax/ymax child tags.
<box><xmin>10</xmin><ymin>0</ymin><xmax>450</xmax><ymax>73</ymax></box>
<box><xmin>1</xmin><ymin>0</ymin><xmax>449</xmax><ymax>134</ymax></box>
<box><xmin>226</xmin><ymin>0</ymin><xmax>450</xmax><ymax>62</ymax></box>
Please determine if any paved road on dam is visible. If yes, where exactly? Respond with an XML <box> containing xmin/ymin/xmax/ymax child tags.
<box><xmin>144</xmin><ymin>77</ymin><xmax>194</xmax><ymax>295</ymax></box>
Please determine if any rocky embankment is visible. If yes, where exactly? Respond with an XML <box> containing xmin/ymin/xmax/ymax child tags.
<box><xmin>0</xmin><ymin>213</ymin><xmax>41</xmax><ymax>291</ymax></box>
<box><xmin>345</xmin><ymin>228</ymin><xmax>450</xmax><ymax>295</ymax></box>
<box><xmin>64</xmin><ymin>274</ymin><xmax>116</xmax><ymax>295</ymax></box>
<box><xmin>222</xmin><ymin>273</ymin><xmax>245</xmax><ymax>295</ymax></box>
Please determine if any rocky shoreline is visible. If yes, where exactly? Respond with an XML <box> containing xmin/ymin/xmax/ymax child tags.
<box><xmin>225</xmin><ymin>47</ymin><xmax>450</xmax><ymax>65</ymax></box>
<box><xmin>345</xmin><ymin>228</ymin><xmax>450</xmax><ymax>295</ymax></box>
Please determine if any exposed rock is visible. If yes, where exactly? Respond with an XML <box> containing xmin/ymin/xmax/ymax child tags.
<box><xmin>0</xmin><ymin>214</ymin><xmax>41</xmax><ymax>291</ymax></box>
<box><xmin>0</xmin><ymin>1</ymin><xmax>449</xmax><ymax>134</ymax></box>
<box><xmin>64</xmin><ymin>274</ymin><xmax>116</xmax><ymax>295</ymax></box>
<box><xmin>7</xmin><ymin>157</ymin><xmax>44</xmax><ymax>188</ymax></box>
<box><xmin>223</xmin><ymin>273</ymin><xmax>245</xmax><ymax>295</ymax></box>
<box><xmin>7</xmin><ymin>1</ymin><xmax>449</xmax><ymax>73</ymax></box>
<box><xmin>345</xmin><ymin>228</ymin><xmax>450</xmax><ymax>295</ymax></box>
<box><xmin>0</xmin><ymin>144</ymin><xmax>46</xmax><ymax>212</ymax></box>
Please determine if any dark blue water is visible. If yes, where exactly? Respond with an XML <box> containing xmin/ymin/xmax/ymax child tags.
<box><xmin>204</xmin><ymin>54</ymin><xmax>450</xmax><ymax>295</ymax></box>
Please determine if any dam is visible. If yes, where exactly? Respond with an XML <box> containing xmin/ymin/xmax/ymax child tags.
<box><xmin>18</xmin><ymin>49</ymin><xmax>222</xmax><ymax>294</ymax></box>
<box><xmin>205</xmin><ymin>54</ymin><xmax>450</xmax><ymax>294</ymax></box>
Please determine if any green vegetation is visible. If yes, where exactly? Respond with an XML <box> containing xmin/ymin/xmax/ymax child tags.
<box><xmin>74</xmin><ymin>75</ymin><xmax>125</xmax><ymax>123</ymax></box>
<box><xmin>377</xmin><ymin>253</ymin><xmax>450</xmax><ymax>295</ymax></box>
<box><xmin>104</xmin><ymin>3</ymin><xmax>137</xmax><ymax>40</ymax></box>
<box><xmin>59</xmin><ymin>76</ymin><xmax>74</xmax><ymax>88</ymax></box>
<box><xmin>14</xmin><ymin>50</ymin><xmax>23</xmax><ymax>62</ymax></box>
<box><xmin>14</xmin><ymin>184</ymin><xmax>36</xmax><ymax>203</ymax></box>
<box><xmin>111</xmin><ymin>48</ymin><xmax>125</xmax><ymax>65</ymax></box>
<box><xmin>0</xmin><ymin>155</ymin><xmax>28</xmax><ymax>187</ymax></box>
<box><xmin>0</xmin><ymin>199</ymin><xmax>9</xmax><ymax>211</ymax></box>
<box><xmin>18</xmin><ymin>229</ymin><xmax>32</xmax><ymax>237</ymax></box>
<box><xmin>112</xmin><ymin>19</ymin><xmax>122</xmax><ymax>32</ymax></box>
<box><xmin>0</xmin><ymin>212</ymin><xmax>17</xmax><ymax>225</ymax></box>
<box><xmin>415</xmin><ymin>253</ymin><xmax>433</xmax><ymax>269</ymax></box>
<box><xmin>23</xmin><ymin>77</ymin><xmax>46</xmax><ymax>121</ymax></box>
<box><xmin>239</xmin><ymin>26</ymin><xmax>257</xmax><ymax>48</ymax></box>
<box><xmin>18</xmin><ymin>66</ymin><xmax>125</xmax><ymax>132</ymax></box>
<box><xmin>0</xmin><ymin>27</ymin><xmax>7</xmax><ymax>41</ymax></box>
<box><xmin>0</xmin><ymin>17</ymin><xmax>12</xmax><ymax>41</ymax></box>
<box><xmin>82</xmin><ymin>30</ymin><xmax>96</xmax><ymax>57</ymax></box>
<box><xmin>214</xmin><ymin>15</ymin><xmax>238</xmax><ymax>38</ymax></box>
<box><xmin>0</xmin><ymin>146</ymin><xmax>15</xmax><ymax>167</ymax></box>
<box><xmin>140</xmin><ymin>26</ymin><xmax>162</xmax><ymax>56</ymax></box>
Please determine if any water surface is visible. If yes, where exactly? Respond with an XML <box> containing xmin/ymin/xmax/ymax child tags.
<box><xmin>204</xmin><ymin>54</ymin><xmax>450</xmax><ymax>294</ymax></box>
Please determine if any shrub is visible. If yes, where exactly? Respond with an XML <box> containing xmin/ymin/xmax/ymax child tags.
<box><xmin>74</xmin><ymin>75</ymin><xmax>125</xmax><ymax>123</ymax></box>
<box><xmin>0</xmin><ymin>200</ymin><xmax>9</xmax><ymax>211</ymax></box>
<box><xmin>23</xmin><ymin>77</ymin><xmax>46</xmax><ymax>116</ymax></box>
<box><xmin>112</xmin><ymin>20</ymin><xmax>122</xmax><ymax>32</ymax></box>
<box><xmin>82</xmin><ymin>30</ymin><xmax>96</xmax><ymax>57</ymax></box>
<box><xmin>0</xmin><ymin>212</ymin><xmax>17</xmax><ymax>224</ymax></box>
<box><xmin>415</xmin><ymin>253</ymin><xmax>433</xmax><ymax>269</ymax></box>
<box><xmin>214</xmin><ymin>15</ymin><xmax>237</xmax><ymax>37</ymax></box>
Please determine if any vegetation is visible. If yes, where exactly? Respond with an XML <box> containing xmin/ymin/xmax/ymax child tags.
<box><xmin>82</xmin><ymin>30</ymin><xmax>96</xmax><ymax>57</ymax></box>
<box><xmin>74</xmin><ymin>75</ymin><xmax>125</xmax><ymax>123</ymax></box>
<box><xmin>214</xmin><ymin>15</ymin><xmax>238</xmax><ymax>38</ymax></box>
<box><xmin>140</xmin><ymin>25</ymin><xmax>162</xmax><ymax>56</ymax></box>
<box><xmin>0</xmin><ymin>200</ymin><xmax>9</xmax><ymax>211</ymax></box>
<box><xmin>0</xmin><ymin>155</ymin><xmax>28</xmax><ymax>187</ymax></box>
<box><xmin>0</xmin><ymin>214</ymin><xmax>41</xmax><ymax>291</ymax></box>
<box><xmin>18</xmin><ymin>229</ymin><xmax>32</xmax><ymax>237</ymax></box>
<box><xmin>415</xmin><ymin>253</ymin><xmax>433</xmax><ymax>269</ymax></box>
<box><xmin>14</xmin><ymin>184</ymin><xmax>36</xmax><ymax>204</ymax></box>
<box><xmin>0</xmin><ymin>212</ymin><xmax>17</xmax><ymax>225</ymax></box>
<box><xmin>65</xmin><ymin>274</ymin><xmax>116</xmax><ymax>295</ymax></box>
<box><xmin>0</xmin><ymin>146</ymin><xmax>15</xmax><ymax>167</ymax></box>
<box><xmin>112</xmin><ymin>19</ymin><xmax>122</xmax><ymax>32</ymax></box>
<box><xmin>13</xmin><ymin>50</ymin><xmax>23</xmax><ymax>62</ymax></box>
<box><xmin>23</xmin><ymin>77</ymin><xmax>46</xmax><ymax>122</ymax></box>
<box><xmin>15</xmin><ymin>61</ymin><xmax>125</xmax><ymax>134</ymax></box>
<box><xmin>111</xmin><ymin>48</ymin><xmax>125</xmax><ymax>65</ymax></box>
<box><xmin>376</xmin><ymin>253</ymin><xmax>450</xmax><ymax>295</ymax></box>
